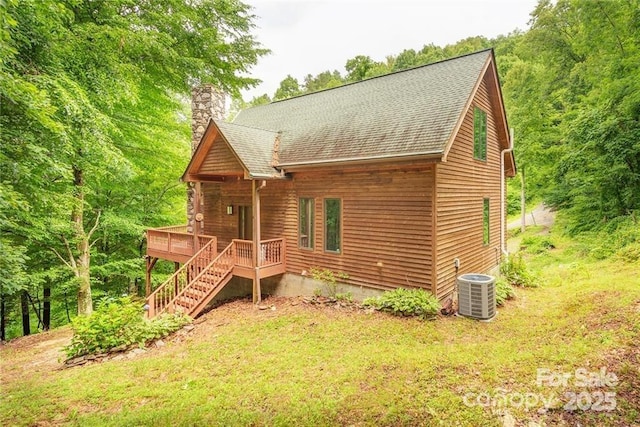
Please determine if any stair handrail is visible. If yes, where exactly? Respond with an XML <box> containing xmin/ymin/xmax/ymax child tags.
<box><xmin>165</xmin><ymin>242</ymin><xmax>235</xmax><ymax>315</ymax></box>
<box><xmin>147</xmin><ymin>237</ymin><xmax>217</xmax><ymax>316</ymax></box>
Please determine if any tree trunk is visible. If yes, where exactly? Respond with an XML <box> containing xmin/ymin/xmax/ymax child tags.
<box><xmin>63</xmin><ymin>290</ymin><xmax>71</xmax><ymax>323</ymax></box>
<box><xmin>43</xmin><ymin>286</ymin><xmax>51</xmax><ymax>331</ymax></box>
<box><xmin>520</xmin><ymin>165</ymin><xmax>526</xmax><ymax>233</ymax></box>
<box><xmin>21</xmin><ymin>290</ymin><xmax>30</xmax><ymax>336</ymax></box>
<box><xmin>0</xmin><ymin>293</ymin><xmax>5</xmax><ymax>341</ymax></box>
<box><xmin>73</xmin><ymin>165</ymin><xmax>93</xmax><ymax>316</ymax></box>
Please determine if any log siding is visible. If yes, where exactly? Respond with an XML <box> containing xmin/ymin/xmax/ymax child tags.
<box><xmin>201</xmin><ymin>166</ymin><xmax>435</xmax><ymax>292</ymax></box>
<box><xmin>435</xmin><ymin>72</ymin><xmax>503</xmax><ymax>298</ymax></box>
<box><xmin>200</xmin><ymin>137</ymin><xmax>245</xmax><ymax>176</ymax></box>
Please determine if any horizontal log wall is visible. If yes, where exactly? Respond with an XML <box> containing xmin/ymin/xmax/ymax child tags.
<box><xmin>201</xmin><ymin>166</ymin><xmax>434</xmax><ymax>292</ymax></box>
<box><xmin>264</xmin><ymin>167</ymin><xmax>434</xmax><ymax>291</ymax></box>
<box><xmin>435</xmin><ymin>71</ymin><xmax>504</xmax><ymax>298</ymax></box>
<box><xmin>202</xmin><ymin>178</ymin><xmax>252</xmax><ymax>250</ymax></box>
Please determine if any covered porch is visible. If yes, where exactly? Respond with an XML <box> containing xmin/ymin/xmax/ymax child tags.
<box><xmin>143</xmin><ymin>116</ymin><xmax>291</xmax><ymax>316</ymax></box>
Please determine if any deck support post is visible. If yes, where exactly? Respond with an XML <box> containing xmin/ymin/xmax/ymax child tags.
<box><xmin>193</xmin><ymin>182</ymin><xmax>201</xmax><ymax>252</ymax></box>
<box><xmin>145</xmin><ymin>256</ymin><xmax>158</xmax><ymax>297</ymax></box>
<box><xmin>252</xmin><ymin>180</ymin><xmax>265</xmax><ymax>304</ymax></box>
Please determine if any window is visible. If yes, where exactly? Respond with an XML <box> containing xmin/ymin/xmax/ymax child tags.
<box><xmin>324</xmin><ymin>198</ymin><xmax>341</xmax><ymax>253</ymax></box>
<box><xmin>298</xmin><ymin>198</ymin><xmax>314</xmax><ymax>249</ymax></box>
<box><xmin>483</xmin><ymin>198</ymin><xmax>490</xmax><ymax>245</ymax></box>
<box><xmin>473</xmin><ymin>107</ymin><xmax>487</xmax><ymax>161</ymax></box>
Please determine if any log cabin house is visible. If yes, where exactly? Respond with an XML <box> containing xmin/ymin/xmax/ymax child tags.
<box><xmin>145</xmin><ymin>49</ymin><xmax>516</xmax><ymax>318</ymax></box>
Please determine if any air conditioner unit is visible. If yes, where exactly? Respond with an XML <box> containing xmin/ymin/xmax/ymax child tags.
<box><xmin>457</xmin><ymin>274</ymin><xmax>496</xmax><ymax>320</ymax></box>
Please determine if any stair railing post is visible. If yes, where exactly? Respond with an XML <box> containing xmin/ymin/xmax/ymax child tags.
<box><xmin>148</xmin><ymin>294</ymin><xmax>155</xmax><ymax>318</ymax></box>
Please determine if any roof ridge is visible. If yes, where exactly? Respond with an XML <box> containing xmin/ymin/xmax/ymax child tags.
<box><xmin>262</xmin><ymin>48</ymin><xmax>494</xmax><ymax>105</ymax></box>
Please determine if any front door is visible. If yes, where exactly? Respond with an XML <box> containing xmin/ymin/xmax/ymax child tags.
<box><xmin>238</xmin><ymin>205</ymin><xmax>253</xmax><ymax>240</ymax></box>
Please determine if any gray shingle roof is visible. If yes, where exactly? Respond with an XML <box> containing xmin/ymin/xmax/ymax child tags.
<box><xmin>233</xmin><ymin>50</ymin><xmax>491</xmax><ymax>166</ymax></box>
<box><xmin>213</xmin><ymin>120</ymin><xmax>280</xmax><ymax>177</ymax></box>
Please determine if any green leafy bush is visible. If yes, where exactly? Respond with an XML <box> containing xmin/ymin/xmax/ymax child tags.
<box><xmin>65</xmin><ymin>297</ymin><xmax>190</xmax><ymax>359</ymax></box>
<box><xmin>570</xmin><ymin>214</ymin><xmax>640</xmax><ymax>260</ymax></box>
<box><xmin>309</xmin><ymin>267</ymin><xmax>348</xmax><ymax>298</ymax></box>
<box><xmin>520</xmin><ymin>235</ymin><xmax>555</xmax><ymax>254</ymax></box>
<box><xmin>616</xmin><ymin>242</ymin><xmax>640</xmax><ymax>263</ymax></box>
<box><xmin>363</xmin><ymin>288</ymin><xmax>440</xmax><ymax>320</ymax></box>
<box><xmin>500</xmin><ymin>254</ymin><xmax>538</xmax><ymax>288</ymax></box>
<box><xmin>495</xmin><ymin>278</ymin><xmax>516</xmax><ymax>306</ymax></box>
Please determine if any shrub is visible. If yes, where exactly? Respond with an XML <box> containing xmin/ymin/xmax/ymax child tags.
<box><xmin>309</xmin><ymin>267</ymin><xmax>348</xmax><ymax>298</ymax></box>
<box><xmin>616</xmin><ymin>242</ymin><xmax>640</xmax><ymax>263</ymax></box>
<box><xmin>363</xmin><ymin>288</ymin><xmax>440</xmax><ymax>320</ymax></box>
<box><xmin>64</xmin><ymin>296</ymin><xmax>190</xmax><ymax>359</ymax></box>
<box><xmin>495</xmin><ymin>278</ymin><xmax>516</xmax><ymax>306</ymax></box>
<box><xmin>520</xmin><ymin>235</ymin><xmax>555</xmax><ymax>254</ymax></box>
<box><xmin>500</xmin><ymin>254</ymin><xmax>538</xmax><ymax>288</ymax></box>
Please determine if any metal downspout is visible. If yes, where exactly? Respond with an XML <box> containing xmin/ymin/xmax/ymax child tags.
<box><xmin>501</xmin><ymin>128</ymin><xmax>515</xmax><ymax>257</ymax></box>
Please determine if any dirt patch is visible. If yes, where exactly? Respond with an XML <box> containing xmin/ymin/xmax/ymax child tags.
<box><xmin>0</xmin><ymin>327</ymin><xmax>72</xmax><ymax>384</ymax></box>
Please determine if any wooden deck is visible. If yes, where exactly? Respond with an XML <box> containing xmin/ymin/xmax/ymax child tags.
<box><xmin>147</xmin><ymin>225</ymin><xmax>216</xmax><ymax>263</ymax></box>
<box><xmin>146</xmin><ymin>226</ymin><xmax>287</xmax><ymax>316</ymax></box>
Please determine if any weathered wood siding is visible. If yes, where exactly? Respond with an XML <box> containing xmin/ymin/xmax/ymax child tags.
<box><xmin>202</xmin><ymin>179</ymin><xmax>252</xmax><ymax>249</ymax></box>
<box><xmin>201</xmin><ymin>166</ymin><xmax>435</xmax><ymax>291</ymax></box>
<box><xmin>199</xmin><ymin>137</ymin><xmax>245</xmax><ymax>175</ymax></box>
<box><xmin>435</xmin><ymin>71</ymin><xmax>504</xmax><ymax>298</ymax></box>
<box><xmin>285</xmin><ymin>168</ymin><xmax>434</xmax><ymax>291</ymax></box>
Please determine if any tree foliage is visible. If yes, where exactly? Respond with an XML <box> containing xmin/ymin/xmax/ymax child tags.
<box><xmin>0</xmin><ymin>0</ymin><xmax>265</xmax><ymax>334</ymax></box>
<box><xmin>256</xmin><ymin>0</ymin><xmax>639</xmax><ymax>238</ymax></box>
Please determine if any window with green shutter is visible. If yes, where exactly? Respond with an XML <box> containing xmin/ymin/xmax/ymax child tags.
<box><xmin>474</xmin><ymin>107</ymin><xmax>487</xmax><ymax>161</ymax></box>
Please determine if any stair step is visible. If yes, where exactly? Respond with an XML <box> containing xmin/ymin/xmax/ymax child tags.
<box><xmin>177</xmin><ymin>295</ymin><xmax>196</xmax><ymax>308</ymax></box>
<box><xmin>184</xmin><ymin>288</ymin><xmax>206</xmax><ymax>300</ymax></box>
<box><xmin>192</xmin><ymin>281</ymin><xmax>215</xmax><ymax>292</ymax></box>
<box><xmin>173</xmin><ymin>300</ymin><xmax>191</xmax><ymax>314</ymax></box>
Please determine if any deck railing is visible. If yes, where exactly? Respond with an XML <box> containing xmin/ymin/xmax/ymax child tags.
<box><xmin>231</xmin><ymin>238</ymin><xmax>286</xmax><ymax>268</ymax></box>
<box><xmin>147</xmin><ymin>238</ymin><xmax>218</xmax><ymax>317</ymax></box>
<box><xmin>260</xmin><ymin>238</ymin><xmax>285</xmax><ymax>267</ymax></box>
<box><xmin>233</xmin><ymin>239</ymin><xmax>253</xmax><ymax>267</ymax></box>
<box><xmin>147</xmin><ymin>237</ymin><xmax>287</xmax><ymax>317</ymax></box>
<box><xmin>147</xmin><ymin>225</ymin><xmax>215</xmax><ymax>257</ymax></box>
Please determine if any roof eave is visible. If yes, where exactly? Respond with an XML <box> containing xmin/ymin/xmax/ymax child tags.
<box><xmin>278</xmin><ymin>151</ymin><xmax>443</xmax><ymax>171</ymax></box>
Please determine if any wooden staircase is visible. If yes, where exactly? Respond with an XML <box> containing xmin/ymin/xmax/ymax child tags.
<box><xmin>146</xmin><ymin>240</ymin><xmax>235</xmax><ymax>318</ymax></box>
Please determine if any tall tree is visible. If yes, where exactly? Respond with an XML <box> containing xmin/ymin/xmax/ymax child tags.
<box><xmin>273</xmin><ymin>75</ymin><xmax>302</xmax><ymax>100</ymax></box>
<box><xmin>1</xmin><ymin>0</ymin><xmax>267</xmax><ymax>320</ymax></box>
<box><xmin>518</xmin><ymin>0</ymin><xmax>640</xmax><ymax>230</ymax></box>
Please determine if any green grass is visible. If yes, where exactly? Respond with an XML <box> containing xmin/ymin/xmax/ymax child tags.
<box><xmin>1</xmin><ymin>226</ymin><xmax>639</xmax><ymax>426</ymax></box>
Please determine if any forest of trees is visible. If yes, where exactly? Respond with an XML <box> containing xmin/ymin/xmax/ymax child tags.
<box><xmin>0</xmin><ymin>0</ymin><xmax>267</xmax><ymax>339</ymax></box>
<box><xmin>1</xmin><ymin>0</ymin><xmax>638</xmax><ymax>339</ymax></box>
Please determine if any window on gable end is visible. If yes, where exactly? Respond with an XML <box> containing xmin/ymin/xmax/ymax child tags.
<box><xmin>474</xmin><ymin>107</ymin><xmax>487</xmax><ymax>161</ymax></box>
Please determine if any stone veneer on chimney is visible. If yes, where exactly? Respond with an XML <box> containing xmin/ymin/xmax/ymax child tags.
<box><xmin>187</xmin><ymin>85</ymin><xmax>226</xmax><ymax>234</ymax></box>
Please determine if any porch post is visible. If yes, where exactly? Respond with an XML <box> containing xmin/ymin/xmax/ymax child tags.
<box><xmin>193</xmin><ymin>182</ymin><xmax>201</xmax><ymax>252</ymax></box>
<box><xmin>145</xmin><ymin>256</ymin><xmax>151</xmax><ymax>297</ymax></box>
<box><xmin>145</xmin><ymin>256</ymin><xmax>158</xmax><ymax>297</ymax></box>
<box><xmin>252</xmin><ymin>180</ymin><xmax>263</xmax><ymax>304</ymax></box>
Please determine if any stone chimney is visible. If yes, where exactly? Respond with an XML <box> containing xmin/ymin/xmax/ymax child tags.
<box><xmin>191</xmin><ymin>85</ymin><xmax>226</xmax><ymax>153</ymax></box>
<box><xmin>187</xmin><ymin>85</ymin><xmax>226</xmax><ymax>234</ymax></box>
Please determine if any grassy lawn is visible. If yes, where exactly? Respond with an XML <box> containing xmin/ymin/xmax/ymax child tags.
<box><xmin>1</xmin><ymin>227</ymin><xmax>639</xmax><ymax>426</ymax></box>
